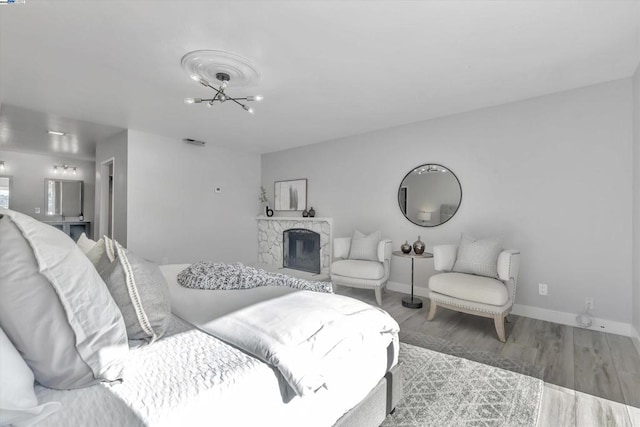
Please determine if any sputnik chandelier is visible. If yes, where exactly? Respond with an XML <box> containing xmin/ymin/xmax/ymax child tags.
<box><xmin>184</xmin><ymin>72</ymin><xmax>262</xmax><ymax>114</ymax></box>
<box><xmin>181</xmin><ymin>50</ymin><xmax>263</xmax><ymax>114</ymax></box>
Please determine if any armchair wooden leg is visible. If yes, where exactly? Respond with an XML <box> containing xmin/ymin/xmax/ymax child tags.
<box><xmin>426</xmin><ymin>301</ymin><xmax>437</xmax><ymax>320</ymax></box>
<box><xmin>494</xmin><ymin>315</ymin><xmax>506</xmax><ymax>343</ymax></box>
<box><xmin>374</xmin><ymin>287</ymin><xmax>382</xmax><ymax>306</ymax></box>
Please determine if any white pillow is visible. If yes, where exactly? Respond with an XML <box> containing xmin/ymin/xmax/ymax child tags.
<box><xmin>0</xmin><ymin>327</ymin><xmax>60</xmax><ymax>427</ymax></box>
<box><xmin>452</xmin><ymin>234</ymin><xmax>503</xmax><ymax>278</ymax></box>
<box><xmin>76</xmin><ymin>232</ymin><xmax>97</xmax><ymax>254</ymax></box>
<box><xmin>348</xmin><ymin>230</ymin><xmax>381</xmax><ymax>261</ymax></box>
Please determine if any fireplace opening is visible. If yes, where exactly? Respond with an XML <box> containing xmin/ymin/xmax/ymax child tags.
<box><xmin>283</xmin><ymin>228</ymin><xmax>321</xmax><ymax>274</ymax></box>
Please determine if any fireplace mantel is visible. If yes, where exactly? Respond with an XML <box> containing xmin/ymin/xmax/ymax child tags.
<box><xmin>256</xmin><ymin>216</ymin><xmax>333</xmax><ymax>273</ymax></box>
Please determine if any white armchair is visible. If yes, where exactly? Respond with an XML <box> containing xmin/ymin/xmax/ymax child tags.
<box><xmin>330</xmin><ymin>237</ymin><xmax>393</xmax><ymax>305</ymax></box>
<box><xmin>427</xmin><ymin>244</ymin><xmax>520</xmax><ymax>342</ymax></box>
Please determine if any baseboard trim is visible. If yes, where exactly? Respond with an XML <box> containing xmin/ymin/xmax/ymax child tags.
<box><xmin>387</xmin><ymin>281</ymin><xmax>634</xmax><ymax>337</ymax></box>
<box><xmin>510</xmin><ymin>304</ymin><xmax>632</xmax><ymax>336</ymax></box>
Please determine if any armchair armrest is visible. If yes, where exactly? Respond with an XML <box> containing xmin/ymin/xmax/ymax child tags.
<box><xmin>377</xmin><ymin>239</ymin><xmax>392</xmax><ymax>263</ymax></box>
<box><xmin>498</xmin><ymin>249</ymin><xmax>520</xmax><ymax>282</ymax></box>
<box><xmin>433</xmin><ymin>244</ymin><xmax>458</xmax><ymax>271</ymax></box>
<box><xmin>333</xmin><ymin>237</ymin><xmax>352</xmax><ymax>260</ymax></box>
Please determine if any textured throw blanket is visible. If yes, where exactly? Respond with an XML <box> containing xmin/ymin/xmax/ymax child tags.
<box><xmin>203</xmin><ymin>291</ymin><xmax>399</xmax><ymax>398</ymax></box>
<box><xmin>177</xmin><ymin>262</ymin><xmax>333</xmax><ymax>293</ymax></box>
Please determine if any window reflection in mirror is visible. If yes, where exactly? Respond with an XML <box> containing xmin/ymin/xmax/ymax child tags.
<box><xmin>0</xmin><ymin>176</ymin><xmax>11</xmax><ymax>209</ymax></box>
<box><xmin>45</xmin><ymin>179</ymin><xmax>83</xmax><ymax>217</ymax></box>
<box><xmin>398</xmin><ymin>164</ymin><xmax>462</xmax><ymax>227</ymax></box>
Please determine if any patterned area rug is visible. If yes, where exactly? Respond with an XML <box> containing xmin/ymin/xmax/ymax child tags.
<box><xmin>383</xmin><ymin>342</ymin><xmax>543</xmax><ymax>426</ymax></box>
<box><xmin>400</xmin><ymin>330</ymin><xmax>545</xmax><ymax>379</ymax></box>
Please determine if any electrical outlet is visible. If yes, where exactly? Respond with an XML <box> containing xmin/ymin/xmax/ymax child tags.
<box><xmin>538</xmin><ymin>283</ymin><xmax>548</xmax><ymax>296</ymax></box>
<box><xmin>35</xmin><ymin>207</ymin><xmax>40</xmax><ymax>214</ymax></box>
<box><xmin>585</xmin><ymin>297</ymin><xmax>594</xmax><ymax>310</ymax></box>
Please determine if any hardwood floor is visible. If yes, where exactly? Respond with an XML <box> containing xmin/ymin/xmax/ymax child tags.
<box><xmin>335</xmin><ymin>287</ymin><xmax>640</xmax><ymax>426</ymax></box>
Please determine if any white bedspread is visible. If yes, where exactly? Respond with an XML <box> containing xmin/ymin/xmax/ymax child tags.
<box><xmin>33</xmin><ymin>266</ymin><xmax>399</xmax><ymax>426</ymax></box>
<box><xmin>204</xmin><ymin>291</ymin><xmax>399</xmax><ymax>398</ymax></box>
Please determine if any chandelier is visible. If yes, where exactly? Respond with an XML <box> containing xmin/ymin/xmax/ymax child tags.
<box><xmin>184</xmin><ymin>72</ymin><xmax>262</xmax><ymax>114</ymax></box>
<box><xmin>181</xmin><ymin>50</ymin><xmax>262</xmax><ymax>114</ymax></box>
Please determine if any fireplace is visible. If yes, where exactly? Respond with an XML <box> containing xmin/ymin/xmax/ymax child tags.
<box><xmin>283</xmin><ymin>228</ymin><xmax>321</xmax><ymax>274</ymax></box>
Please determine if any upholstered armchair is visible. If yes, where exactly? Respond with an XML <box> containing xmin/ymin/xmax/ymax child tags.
<box><xmin>330</xmin><ymin>237</ymin><xmax>393</xmax><ymax>305</ymax></box>
<box><xmin>427</xmin><ymin>244</ymin><xmax>520</xmax><ymax>342</ymax></box>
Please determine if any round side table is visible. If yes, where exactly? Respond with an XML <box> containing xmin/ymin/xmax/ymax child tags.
<box><xmin>392</xmin><ymin>251</ymin><xmax>433</xmax><ymax>309</ymax></box>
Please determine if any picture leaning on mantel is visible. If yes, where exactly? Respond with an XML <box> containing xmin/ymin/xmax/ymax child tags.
<box><xmin>274</xmin><ymin>179</ymin><xmax>307</xmax><ymax>211</ymax></box>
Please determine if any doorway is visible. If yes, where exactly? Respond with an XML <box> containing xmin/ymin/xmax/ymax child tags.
<box><xmin>99</xmin><ymin>158</ymin><xmax>115</xmax><ymax>239</ymax></box>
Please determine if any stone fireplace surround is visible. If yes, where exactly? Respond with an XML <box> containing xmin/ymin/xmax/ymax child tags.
<box><xmin>256</xmin><ymin>216</ymin><xmax>332</xmax><ymax>275</ymax></box>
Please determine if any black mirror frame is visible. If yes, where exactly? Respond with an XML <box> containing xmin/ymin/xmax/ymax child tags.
<box><xmin>397</xmin><ymin>163</ymin><xmax>462</xmax><ymax>227</ymax></box>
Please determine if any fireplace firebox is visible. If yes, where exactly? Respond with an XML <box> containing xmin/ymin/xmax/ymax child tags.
<box><xmin>283</xmin><ymin>228</ymin><xmax>321</xmax><ymax>274</ymax></box>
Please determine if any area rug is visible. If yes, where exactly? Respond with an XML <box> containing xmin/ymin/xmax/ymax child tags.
<box><xmin>400</xmin><ymin>330</ymin><xmax>545</xmax><ymax>379</ymax></box>
<box><xmin>382</xmin><ymin>342</ymin><xmax>543</xmax><ymax>426</ymax></box>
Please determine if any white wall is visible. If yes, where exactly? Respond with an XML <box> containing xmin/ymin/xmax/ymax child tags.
<box><xmin>126</xmin><ymin>130</ymin><xmax>261</xmax><ymax>265</ymax></box>
<box><xmin>0</xmin><ymin>150</ymin><xmax>95</xmax><ymax>225</ymax></box>
<box><xmin>632</xmin><ymin>64</ymin><xmax>640</xmax><ymax>342</ymax></box>
<box><xmin>262</xmin><ymin>78</ymin><xmax>634</xmax><ymax>324</ymax></box>
<box><xmin>95</xmin><ymin>130</ymin><xmax>128</xmax><ymax>244</ymax></box>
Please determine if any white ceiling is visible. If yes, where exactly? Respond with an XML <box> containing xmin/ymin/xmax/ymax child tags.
<box><xmin>0</xmin><ymin>1</ymin><xmax>638</xmax><ymax>155</ymax></box>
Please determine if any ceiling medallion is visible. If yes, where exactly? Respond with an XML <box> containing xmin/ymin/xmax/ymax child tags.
<box><xmin>181</xmin><ymin>50</ymin><xmax>262</xmax><ymax>114</ymax></box>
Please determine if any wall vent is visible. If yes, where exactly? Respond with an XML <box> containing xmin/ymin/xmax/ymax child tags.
<box><xmin>182</xmin><ymin>138</ymin><xmax>206</xmax><ymax>146</ymax></box>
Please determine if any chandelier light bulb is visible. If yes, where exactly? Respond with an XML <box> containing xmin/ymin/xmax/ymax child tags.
<box><xmin>190</xmin><ymin>75</ymin><xmax>200</xmax><ymax>82</ymax></box>
<box><xmin>207</xmin><ymin>101</ymin><xmax>215</xmax><ymax>108</ymax></box>
<box><xmin>246</xmin><ymin>107</ymin><xmax>255</xmax><ymax>114</ymax></box>
<box><xmin>254</xmin><ymin>95</ymin><xmax>263</xmax><ymax>102</ymax></box>
<box><xmin>53</xmin><ymin>166</ymin><xmax>59</xmax><ymax>174</ymax></box>
<box><xmin>72</xmin><ymin>167</ymin><xmax>77</xmax><ymax>175</ymax></box>
<box><xmin>184</xmin><ymin>98</ymin><xmax>195</xmax><ymax>104</ymax></box>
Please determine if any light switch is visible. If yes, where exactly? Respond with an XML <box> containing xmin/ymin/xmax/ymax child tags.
<box><xmin>35</xmin><ymin>207</ymin><xmax>41</xmax><ymax>214</ymax></box>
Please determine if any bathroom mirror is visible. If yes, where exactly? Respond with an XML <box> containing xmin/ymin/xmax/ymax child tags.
<box><xmin>398</xmin><ymin>164</ymin><xmax>462</xmax><ymax>227</ymax></box>
<box><xmin>45</xmin><ymin>179</ymin><xmax>84</xmax><ymax>217</ymax></box>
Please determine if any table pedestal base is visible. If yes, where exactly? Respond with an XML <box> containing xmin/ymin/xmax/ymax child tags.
<box><xmin>402</xmin><ymin>296</ymin><xmax>423</xmax><ymax>309</ymax></box>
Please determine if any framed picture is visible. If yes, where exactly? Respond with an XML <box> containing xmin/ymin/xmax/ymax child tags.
<box><xmin>274</xmin><ymin>179</ymin><xmax>307</xmax><ymax>211</ymax></box>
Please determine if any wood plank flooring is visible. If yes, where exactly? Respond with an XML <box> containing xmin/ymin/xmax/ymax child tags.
<box><xmin>334</xmin><ymin>287</ymin><xmax>640</xmax><ymax>426</ymax></box>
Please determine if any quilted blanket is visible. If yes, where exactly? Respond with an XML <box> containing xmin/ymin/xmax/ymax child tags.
<box><xmin>177</xmin><ymin>261</ymin><xmax>333</xmax><ymax>293</ymax></box>
<box><xmin>203</xmin><ymin>291</ymin><xmax>400</xmax><ymax>398</ymax></box>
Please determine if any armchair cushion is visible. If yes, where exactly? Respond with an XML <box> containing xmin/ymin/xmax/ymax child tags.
<box><xmin>433</xmin><ymin>244</ymin><xmax>458</xmax><ymax>271</ymax></box>
<box><xmin>331</xmin><ymin>260</ymin><xmax>385</xmax><ymax>280</ymax></box>
<box><xmin>348</xmin><ymin>230</ymin><xmax>381</xmax><ymax>261</ymax></box>
<box><xmin>429</xmin><ymin>273</ymin><xmax>509</xmax><ymax>306</ymax></box>
<box><xmin>452</xmin><ymin>234</ymin><xmax>502</xmax><ymax>278</ymax></box>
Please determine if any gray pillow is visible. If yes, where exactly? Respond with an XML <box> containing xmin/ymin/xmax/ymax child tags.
<box><xmin>348</xmin><ymin>230</ymin><xmax>381</xmax><ymax>261</ymax></box>
<box><xmin>0</xmin><ymin>209</ymin><xmax>128</xmax><ymax>390</ymax></box>
<box><xmin>100</xmin><ymin>241</ymin><xmax>171</xmax><ymax>343</ymax></box>
<box><xmin>452</xmin><ymin>234</ymin><xmax>503</xmax><ymax>278</ymax></box>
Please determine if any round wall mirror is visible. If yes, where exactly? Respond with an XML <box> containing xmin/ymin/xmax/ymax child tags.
<box><xmin>398</xmin><ymin>164</ymin><xmax>462</xmax><ymax>227</ymax></box>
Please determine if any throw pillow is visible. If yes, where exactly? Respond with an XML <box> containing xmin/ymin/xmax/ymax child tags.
<box><xmin>0</xmin><ymin>209</ymin><xmax>128</xmax><ymax>390</ymax></box>
<box><xmin>100</xmin><ymin>241</ymin><xmax>171</xmax><ymax>343</ymax></box>
<box><xmin>348</xmin><ymin>230</ymin><xmax>381</xmax><ymax>261</ymax></box>
<box><xmin>452</xmin><ymin>233</ymin><xmax>503</xmax><ymax>278</ymax></box>
<box><xmin>0</xmin><ymin>327</ymin><xmax>60</xmax><ymax>426</ymax></box>
<box><xmin>76</xmin><ymin>232</ymin><xmax>96</xmax><ymax>254</ymax></box>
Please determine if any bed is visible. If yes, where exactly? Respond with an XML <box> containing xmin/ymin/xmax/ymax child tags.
<box><xmin>0</xmin><ymin>209</ymin><xmax>402</xmax><ymax>427</ymax></box>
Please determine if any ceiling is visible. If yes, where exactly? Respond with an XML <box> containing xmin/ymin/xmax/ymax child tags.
<box><xmin>0</xmin><ymin>1</ymin><xmax>638</xmax><ymax>155</ymax></box>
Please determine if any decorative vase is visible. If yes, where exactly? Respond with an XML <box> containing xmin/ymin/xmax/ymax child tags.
<box><xmin>302</xmin><ymin>209</ymin><xmax>309</xmax><ymax>217</ymax></box>
<box><xmin>265</xmin><ymin>206</ymin><xmax>274</xmax><ymax>217</ymax></box>
<box><xmin>413</xmin><ymin>236</ymin><xmax>425</xmax><ymax>255</ymax></box>
<box><xmin>308</xmin><ymin>206</ymin><xmax>316</xmax><ymax>217</ymax></box>
<box><xmin>401</xmin><ymin>241</ymin><xmax>412</xmax><ymax>254</ymax></box>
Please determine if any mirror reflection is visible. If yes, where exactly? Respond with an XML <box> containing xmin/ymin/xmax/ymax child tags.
<box><xmin>398</xmin><ymin>164</ymin><xmax>462</xmax><ymax>227</ymax></box>
<box><xmin>45</xmin><ymin>179</ymin><xmax>84</xmax><ymax>217</ymax></box>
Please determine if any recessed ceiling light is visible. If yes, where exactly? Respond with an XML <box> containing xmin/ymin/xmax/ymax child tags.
<box><xmin>47</xmin><ymin>130</ymin><xmax>65</xmax><ymax>136</ymax></box>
